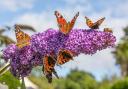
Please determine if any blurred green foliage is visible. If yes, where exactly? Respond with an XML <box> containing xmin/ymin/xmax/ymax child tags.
<box><xmin>29</xmin><ymin>69</ymin><xmax>128</xmax><ymax>89</ymax></box>
<box><xmin>0</xmin><ymin>71</ymin><xmax>21</xmax><ymax>89</ymax></box>
<box><xmin>29</xmin><ymin>69</ymin><xmax>98</xmax><ymax>89</ymax></box>
<box><xmin>66</xmin><ymin>69</ymin><xmax>97</xmax><ymax>89</ymax></box>
<box><xmin>111</xmin><ymin>78</ymin><xmax>128</xmax><ymax>89</ymax></box>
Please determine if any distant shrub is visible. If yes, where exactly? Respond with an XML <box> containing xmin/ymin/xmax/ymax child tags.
<box><xmin>111</xmin><ymin>78</ymin><xmax>128</xmax><ymax>89</ymax></box>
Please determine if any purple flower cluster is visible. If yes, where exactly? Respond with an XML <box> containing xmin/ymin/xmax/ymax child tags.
<box><xmin>2</xmin><ymin>29</ymin><xmax>116</xmax><ymax>78</ymax></box>
<box><xmin>3</xmin><ymin>45</ymin><xmax>43</xmax><ymax>77</ymax></box>
<box><xmin>31</xmin><ymin>29</ymin><xmax>116</xmax><ymax>55</ymax></box>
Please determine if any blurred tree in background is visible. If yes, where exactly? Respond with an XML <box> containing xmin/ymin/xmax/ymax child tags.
<box><xmin>29</xmin><ymin>69</ymin><xmax>98</xmax><ymax>89</ymax></box>
<box><xmin>111</xmin><ymin>77</ymin><xmax>128</xmax><ymax>89</ymax></box>
<box><xmin>65</xmin><ymin>69</ymin><xmax>97</xmax><ymax>89</ymax></box>
<box><xmin>57</xmin><ymin>69</ymin><xmax>97</xmax><ymax>89</ymax></box>
<box><xmin>113</xmin><ymin>26</ymin><xmax>128</xmax><ymax>77</ymax></box>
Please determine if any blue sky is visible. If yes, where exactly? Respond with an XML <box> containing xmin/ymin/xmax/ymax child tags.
<box><xmin>0</xmin><ymin>0</ymin><xmax>128</xmax><ymax>81</ymax></box>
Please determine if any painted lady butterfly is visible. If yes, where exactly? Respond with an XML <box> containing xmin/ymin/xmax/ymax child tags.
<box><xmin>15</xmin><ymin>24</ymin><xmax>31</xmax><ymax>48</ymax></box>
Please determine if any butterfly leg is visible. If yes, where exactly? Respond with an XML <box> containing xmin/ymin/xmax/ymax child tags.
<box><xmin>53</xmin><ymin>69</ymin><xmax>59</xmax><ymax>79</ymax></box>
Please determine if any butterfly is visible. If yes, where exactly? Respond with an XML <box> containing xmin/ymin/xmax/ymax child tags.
<box><xmin>15</xmin><ymin>24</ymin><xmax>31</xmax><ymax>48</ymax></box>
<box><xmin>55</xmin><ymin>11</ymin><xmax>79</xmax><ymax>34</ymax></box>
<box><xmin>85</xmin><ymin>16</ymin><xmax>105</xmax><ymax>29</ymax></box>
<box><xmin>57</xmin><ymin>49</ymin><xmax>74</xmax><ymax>65</ymax></box>
<box><xmin>43</xmin><ymin>54</ymin><xmax>59</xmax><ymax>83</ymax></box>
<box><xmin>103</xmin><ymin>28</ymin><xmax>113</xmax><ymax>33</ymax></box>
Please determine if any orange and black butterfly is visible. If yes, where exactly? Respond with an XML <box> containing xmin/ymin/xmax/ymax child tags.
<box><xmin>57</xmin><ymin>49</ymin><xmax>74</xmax><ymax>65</ymax></box>
<box><xmin>55</xmin><ymin>11</ymin><xmax>79</xmax><ymax>34</ymax></box>
<box><xmin>43</xmin><ymin>55</ymin><xmax>59</xmax><ymax>83</ymax></box>
<box><xmin>103</xmin><ymin>28</ymin><xmax>113</xmax><ymax>33</ymax></box>
<box><xmin>85</xmin><ymin>16</ymin><xmax>105</xmax><ymax>29</ymax></box>
<box><xmin>15</xmin><ymin>24</ymin><xmax>31</xmax><ymax>48</ymax></box>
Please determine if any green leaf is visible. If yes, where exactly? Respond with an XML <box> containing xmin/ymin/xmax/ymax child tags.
<box><xmin>0</xmin><ymin>71</ymin><xmax>21</xmax><ymax>89</ymax></box>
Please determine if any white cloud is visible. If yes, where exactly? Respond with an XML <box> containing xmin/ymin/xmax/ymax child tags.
<box><xmin>11</xmin><ymin>11</ymin><xmax>57</xmax><ymax>31</ymax></box>
<box><xmin>0</xmin><ymin>0</ymin><xmax>35</xmax><ymax>11</ymax></box>
<box><xmin>63</xmin><ymin>0</ymin><xmax>88</xmax><ymax>5</ymax></box>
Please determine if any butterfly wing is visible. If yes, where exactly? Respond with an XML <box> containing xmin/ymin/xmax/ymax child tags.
<box><xmin>43</xmin><ymin>55</ymin><xmax>58</xmax><ymax>83</ymax></box>
<box><xmin>67</xmin><ymin>12</ymin><xmax>79</xmax><ymax>33</ymax></box>
<box><xmin>85</xmin><ymin>16</ymin><xmax>94</xmax><ymax>28</ymax></box>
<box><xmin>55</xmin><ymin>11</ymin><xmax>68</xmax><ymax>34</ymax></box>
<box><xmin>15</xmin><ymin>25</ymin><xmax>30</xmax><ymax>48</ymax></box>
<box><xmin>57</xmin><ymin>49</ymin><xmax>73</xmax><ymax>65</ymax></box>
<box><xmin>93</xmin><ymin>17</ymin><xmax>105</xmax><ymax>29</ymax></box>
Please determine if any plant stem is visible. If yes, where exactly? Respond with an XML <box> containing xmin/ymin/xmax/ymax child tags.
<box><xmin>21</xmin><ymin>77</ymin><xmax>26</xmax><ymax>89</ymax></box>
<box><xmin>0</xmin><ymin>63</ymin><xmax>10</xmax><ymax>76</ymax></box>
